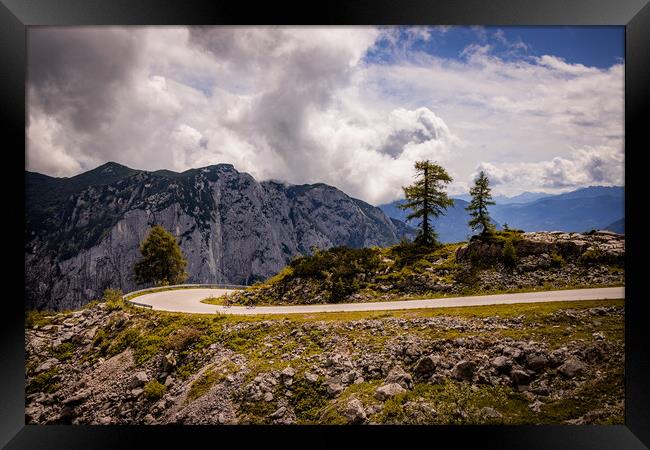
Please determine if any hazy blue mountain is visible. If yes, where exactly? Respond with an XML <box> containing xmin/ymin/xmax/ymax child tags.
<box><xmin>454</xmin><ymin>191</ymin><xmax>551</xmax><ymax>205</ymax></box>
<box><xmin>489</xmin><ymin>186</ymin><xmax>624</xmax><ymax>232</ymax></box>
<box><xmin>604</xmin><ymin>218</ymin><xmax>624</xmax><ymax>234</ymax></box>
<box><xmin>378</xmin><ymin>198</ymin><xmax>499</xmax><ymax>243</ymax></box>
<box><xmin>382</xmin><ymin>185</ymin><xmax>624</xmax><ymax>239</ymax></box>
<box><xmin>493</xmin><ymin>191</ymin><xmax>553</xmax><ymax>204</ymax></box>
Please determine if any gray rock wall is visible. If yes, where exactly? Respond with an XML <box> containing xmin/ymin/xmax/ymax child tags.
<box><xmin>26</xmin><ymin>164</ymin><xmax>412</xmax><ymax>310</ymax></box>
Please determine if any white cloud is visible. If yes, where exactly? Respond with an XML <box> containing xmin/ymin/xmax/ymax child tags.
<box><xmin>474</xmin><ymin>146</ymin><xmax>624</xmax><ymax>192</ymax></box>
<box><xmin>27</xmin><ymin>26</ymin><xmax>624</xmax><ymax>205</ymax></box>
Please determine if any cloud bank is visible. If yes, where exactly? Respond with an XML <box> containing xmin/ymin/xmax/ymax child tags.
<box><xmin>27</xmin><ymin>26</ymin><xmax>624</xmax><ymax>204</ymax></box>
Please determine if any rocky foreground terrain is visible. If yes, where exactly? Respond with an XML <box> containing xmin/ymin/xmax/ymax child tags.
<box><xmin>26</xmin><ymin>293</ymin><xmax>624</xmax><ymax>425</ymax></box>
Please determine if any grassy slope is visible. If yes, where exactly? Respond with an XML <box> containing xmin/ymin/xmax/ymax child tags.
<box><xmin>219</xmin><ymin>232</ymin><xmax>624</xmax><ymax>306</ymax></box>
<box><xmin>26</xmin><ymin>290</ymin><xmax>624</xmax><ymax>425</ymax></box>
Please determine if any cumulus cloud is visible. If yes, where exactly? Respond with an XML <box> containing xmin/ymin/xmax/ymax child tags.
<box><xmin>474</xmin><ymin>146</ymin><xmax>624</xmax><ymax>190</ymax></box>
<box><xmin>27</xmin><ymin>26</ymin><xmax>624</xmax><ymax>204</ymax></box>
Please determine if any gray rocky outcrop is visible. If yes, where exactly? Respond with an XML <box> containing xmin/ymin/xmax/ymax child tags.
<box><xmin>26</xmin><ymin>163</ymin><xmax>413</xmax><ymax>310</ymax></box>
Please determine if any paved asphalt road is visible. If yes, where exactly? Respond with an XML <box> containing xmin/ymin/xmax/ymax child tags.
<box><xmin>128</xmin><ymin>286</ymin><xmax>624</xmax><ymax>315</ymax></box>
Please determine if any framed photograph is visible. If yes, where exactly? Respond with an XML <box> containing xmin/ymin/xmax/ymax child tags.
<box><xmin>2</xmin><ymin>0</ymin><xmax>649</xmax><ymax>448</ymax></box>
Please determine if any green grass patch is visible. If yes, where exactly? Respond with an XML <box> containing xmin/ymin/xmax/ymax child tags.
<box><xmin>26</xmin><ymin>367</ymin><xmax>60</xmax><ymax>395</ymax></box>
<box><xmin>187</xmin><ymin>361</ymin><xmax>238</xmax><ymax>402</ymax></box>
<box><xmin>143</xmin><ymin>379</ymin><xmax>167</xmax><ymax>400</ymax></box>
<box><xmin>52</xmin><ymin>342</ymin><xmax>76</xmax><ymax>362</ymax></box>
<box><xmin>25</xmin><ymin>310</ymin><xmax>56</xmax><ymax>329</ymax></box>
<box><xmin>289</xmin><ymin>377</ymin><xmax>331</xmax><ymax>423</ymax></box>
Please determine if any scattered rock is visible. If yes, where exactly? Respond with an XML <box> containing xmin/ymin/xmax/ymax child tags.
<box><xmin>529</xmin><ymin>400</ymin><xmax>544</xmax><ymax>413</ymax></box>
<box><xmin>414</xmin><ymin>356</ymin><xmax>437</xmax><ymax>378</ymax></box>
<box><xmin>510</xmin><ymin>369</ymin><xmax>532</xmax><ymax>387</ymax></box>
<box><xmin>525</xmin><ymin>353</ymin><xmax>549</xmax><ymax>372</ymax></box>
<box><xmin>385</xmin><ymin>366</ymin><xmax>413</xmax><ymax>389</ymax></box>
<box><xmin>281</xmin><ymin>366</ymin><xmax>295</xmax><ymax>386</ymax></box>
<box><xmin>161</xmin><ymin>352</ymin><xmax>176</xmax><ymax>373</ymax></box>
<box><xmin>325</xmin><ymin>379</ymin><xmax>345</xmax><ymax>397</ymax></box>
<box><xmin>129</xmin><ymin>371</ymin><xmax>149</xmax><ymax>389</ymax></box>
<box><xmin>343</xmin><ymin>398</ymin><xmax>366</xmax><ymax>423</ymax></box>
<box><xmin>375</xmin><ymin>383</ymin><xmax>407</xmax><ymax>401</ymax></box>
<box><xmin>451</xmin><ymin>360</ymin><xmax>475</xmax><ymax>381</ymax></box>
<box><xmin>479</xmin><ymin>407</ymin><xmax>502</xmax><ymax>420</ymax></box>
<box><xmin>491</xmin><ymin>356</ymin><xmax>511</xmax><ymax>373</ymax></box>
<box><xmin>35</xmin><ymin>358</ymin><xmax>59</xmax><ymax>374</ymax></box>
<box><xmin>558</xmin><ymin>358</ymin><xmax>587</xmax><ymax>378</ymax></box>
<box><xmin>62</xmin><ymin>391</ymin><xmax>89</xmax><ymax>406</ymax></box>
<box><xmin>269</xmin><ymin>406</ymin><xmax>286</xmax><ymax>420</ymax></box>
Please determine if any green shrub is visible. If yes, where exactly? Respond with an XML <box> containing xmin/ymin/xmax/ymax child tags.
<box><xmin>164</xmin><ymin>326</ymin><xmax>202</xmax><ymax>352</ymax></box>
<box><xmin>26</xmin><ymin>367</ymin><xmax>60</xmax><ymax>395</ymax></box>
<box><xmin>104</xmin><ymin>288</ymin><xmax>125</xmax><ymax>311</ymax></box>
<box><xmin>390</xmin><ymin>240</ymin><xmax>437</xmax><ymax>269</ymax></box>
<box><xmin>578</xmin><ymin>248</ymin><xmax>603</xmax><ymax>266</ymax></box>
<box><xmin>53</xmin><ymin>342</ymin><xmax>76</xmax><ymax>361</ymax></box>
<box><xmin>143</xmin><ymin>379</ymin><xmax>167</xmax><ymax>400</ymax></box>
<box><xmin>502</xmin><ymin>239</ymin><xmax>517</xmax><ymax>268</ymax></box>
<box><xmin>187</xmin><ymin>369</ymin><xmax>219</xmax><ymax>401</ymax></box>
<box><xmin>289</xmin><ymin>378</ymin><xmax>330</xmax><ymax>423</ymax></box>
<box><xmin>25</xmin><ymin>310</ymin><xmax>54</xmax><ymax>328</ymax></box>
<box><xmin>108</xmin><ymin>328</ymin><xmax>141</xmax><ymax>356</ymax></box>
<box><xmin>550</xmin><ymin>252</ymin><xmax>565</xmax><ymax>268</ymax></box>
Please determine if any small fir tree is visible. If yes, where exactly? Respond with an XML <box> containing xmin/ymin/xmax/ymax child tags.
<box><xmin>134</xmin><ymin>225</ymin><xmax>188</xmax><ymax>286</ymax></box>
<box><xmin>466</xmin><ymin>170</ymin><xmax>496</xmax><ymax>236</ymax></box>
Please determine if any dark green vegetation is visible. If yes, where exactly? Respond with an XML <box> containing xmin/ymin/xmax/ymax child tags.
<box><xmin>466</xmin><ymin>170</ymin><xmax>496</xmax><ymax>235</ymax></box>
<box><xmin>143</xmin><ymin>380</ymin><xmax>167</xmax><ymax>400</ymax></box>
<box><xmin>134</xmin><ymin>225</ymin><xmax>188</xmax><ymax>286</ymax></box>
<box><xmin>25</xmin><ymin>292</ymin><xmax>624</xmax><ymax>425</ymax></box>
<box><xmin>227</xmin><ymin>229</ymin><xmax>623</xmax><ymax>306</ymax></box>
<box><xmin>399</xmin><ymin>160</ymin><xmax>454</xmax><ymax>246</ymax></box>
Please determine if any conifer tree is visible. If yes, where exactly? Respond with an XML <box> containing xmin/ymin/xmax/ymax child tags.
<box><xmin>399</xmin><ymin>160</ymin><xmax>454</xmax><ymax>246</ymax></box>
<box><xmin>466</xmin><ymin>170</ymin><xmax>496</xmax><ymax>236</ymax></box>
<box><xmin>134</xmin><ymin>225</ymin><xmax>188</xmax><ymax>286</ymax></box>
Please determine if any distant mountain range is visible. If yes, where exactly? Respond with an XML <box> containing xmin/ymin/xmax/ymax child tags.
<box><xmin>380</xmin><ymin>186</ymin><xmax>624</xmax><ymax>243</ymax></box>
<box><xmin>26</xmin><ymin>162</ymin><xmax>414</xmax><ymax>310</ymax></box>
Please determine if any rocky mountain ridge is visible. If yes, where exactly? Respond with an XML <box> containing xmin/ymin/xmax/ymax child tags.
<box><xmin>26</xmin><ymin>162</ymin><xmax>414</xmax><ymax>311</ymax></box>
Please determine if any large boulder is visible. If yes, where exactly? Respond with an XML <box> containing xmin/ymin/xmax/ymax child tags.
<box><xmin>128</xmin><ymin>371</ymin><xmax>149</xmax><ymax>389</ymax></box>
<box><xmin>558</xmin><ymin>358</ymin><xmax>587</xmax><ymax>378</ymax></box>
<box><xmin>375</xmin><ymin>383</ymin><xmax>407</xmax><ymax>401</ymax></box>
<box><xmin>343</xmin><ymin>398</ymin><xmax>367</xmax><ymax>423</ymax></box>
<box><xmin>385</xmin><ymin>366</ymin><xmax>413</xmax><ymax>390</ymax></box>
<box><xmin>414</xmin><ymin>356</ymin><xmax>437</xmax><ymax>378</ymax></box>
<box><xmin>451</xmin><ymin>360</ymin><xmax>475</xmax><ymax>381</ymax></box>
<box><xmin>491</xmin><ymin>356</ymin><xmax>511</xmax><ymax>373</ymax></box>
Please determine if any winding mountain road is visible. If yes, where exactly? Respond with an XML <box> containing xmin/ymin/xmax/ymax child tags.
<box><xmin>127</xmin><ymin>286</ymin><xmax>624</xmax><ymax>315</ymax></box>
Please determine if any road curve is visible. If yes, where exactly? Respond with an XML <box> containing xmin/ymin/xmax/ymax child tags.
<box><xmin>128</xmin><ymin>286</ymin><xmax>624</xmax><ymax>315</ymax></box>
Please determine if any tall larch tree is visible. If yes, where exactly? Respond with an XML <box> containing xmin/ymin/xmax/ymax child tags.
<box><xmin>399</xmin><ymin>160</ymin><xmax>454</xmax><ymax>246</ymax></box>
<box><xmin>466</xmin><ymin>170</ymin><xmax>496</xmax><ymax>236</ymax></box>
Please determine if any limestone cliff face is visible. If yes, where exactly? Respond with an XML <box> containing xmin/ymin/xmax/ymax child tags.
<box><xmin>25</xmin><ymin>163</ymin><xmax>414</xmax><ymax>310</ymax></box>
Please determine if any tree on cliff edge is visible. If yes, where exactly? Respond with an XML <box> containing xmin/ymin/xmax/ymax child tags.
<box><xmin>466</xmin><ymin>170</ymin><xmax>496</xmax><ymax>236</ymax></box>
<box><xmin>134</xmin><ymin>225</ymin><xmax>188</xmax><ymax>286</ymax></box>
<box><xmin>399</xmin><ymin>160</ymin><xmax>454</xmax><ymax>246</ymax></box>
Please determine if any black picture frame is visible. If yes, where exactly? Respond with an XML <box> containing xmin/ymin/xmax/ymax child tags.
<box><xmin>2</xmin><ymin>0</ymin><xmax>648</xmax><ymax>448</ymax></box>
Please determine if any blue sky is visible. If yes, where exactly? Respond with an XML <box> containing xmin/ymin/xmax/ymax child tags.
<box><xmin>27</xmin><ymin>26</ymin><xmax>625</xmax><ymax>204</ymax></box>
<box><xmin>366</xmin><ymin>26</ymin><xmax>624</xmax><ymax>69</ymax></box>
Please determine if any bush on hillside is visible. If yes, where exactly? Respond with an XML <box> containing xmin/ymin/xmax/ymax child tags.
<box><xmin>502</xmin><ymin>239</ymin><xmax>517</xmax><ymax>268</ymax></box>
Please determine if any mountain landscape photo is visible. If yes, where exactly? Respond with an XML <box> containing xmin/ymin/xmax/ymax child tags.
<box><xmin>24</xmin><ymin>26</ymin><xmax>626</xmax><ymax>427</ymax></box>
